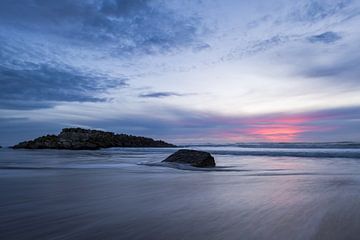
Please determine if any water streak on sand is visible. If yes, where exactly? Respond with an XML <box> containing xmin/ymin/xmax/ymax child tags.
<box><xmin>1</xmin><ymin>145</ymin><xmax>360</xmax><ymax>240</ymax></box>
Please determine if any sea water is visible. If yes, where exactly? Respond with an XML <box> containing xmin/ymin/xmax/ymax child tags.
<box><xmin>1</xmin><ymin>144</ymin><xmax>360</xmax><ymax>240</ymax></box>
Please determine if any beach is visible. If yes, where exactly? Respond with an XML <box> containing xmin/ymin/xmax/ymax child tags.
<box><xmin>1</xmin><ymin>146</ymin><xmax>360</xmax><ymax>240</ymax></box>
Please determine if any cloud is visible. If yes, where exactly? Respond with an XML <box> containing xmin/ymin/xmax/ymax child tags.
<box><xmin>0</xmin><ymin>0</ymin><xmax>359</xmax><ymax>144</ymax></box>
<box><xmin>308</xmin><ymin>31</ymin><xmax>342</xmax><ymax>43</ymax></box>
<box><xmin>164</xmin><ymin>106</ymin><xmax>360</xmax><ymax>143</ymax></box>
<box><xmin>0</xmin><ymin>118</ymin><xmax>63</xmax><ymax>147</ymax></box>
<box><xmin>297</xmin><ymin>45</ymin><xmax>360</xmax><ymax>83</ymax></box>
<box><xmin>0</xmin><ymin>101</ymin><xmax>55</xmax><ymax>110</ymax></box>
<box><xmin>0</xmin><ymin>0</ymin><xmax>206</xmax><ymax>56</ymax></box>
<box><xmin>303</xmin><ymin>58</ymin><xmax>360</xmax><ymax>79</ymax></box>
<box><xmin>39</xmin><ymin>105</ymin><xmax>360</xmax><ymax>144</ymax></box>
<box><xmin>0</xmin><ymin>64</ymin><xmax>127</xmax><ymax>110</ymax></box>
<box><xmin>287</xmin><ymin>0</ymin><xmax>351</xmax><ymax>22</ymax></box>
<box><xmin>138</xmin><ymin>91</ymin><xmax>188</xmax><ymax>98</ymax></box>
<box><xmin>0</xmin><ymin>0</ymin><xmax>207</xmax><ymax>110</ymax></box>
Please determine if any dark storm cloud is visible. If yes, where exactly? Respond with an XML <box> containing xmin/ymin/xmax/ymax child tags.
<box><xmin>0</xmin><ymin>0</ymin><xmax>204</xmax><ymax>55</ymax></box>
<box><xmin>0</xmin><ymin>64</ymin><xmax>127</xmax><ymax>110</ymax></box>
<box><xmin>307</xmin><ymin>31</ymin><xmax>342</xmax><ymax>43</ymax></box>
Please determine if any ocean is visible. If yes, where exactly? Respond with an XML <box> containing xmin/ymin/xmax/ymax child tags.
<box><xmin>1</xmin><ymin>143</ymin><xmax>360</xmax><ymax>240</ymax></box>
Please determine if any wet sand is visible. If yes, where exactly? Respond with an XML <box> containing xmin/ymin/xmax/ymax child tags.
<box><xmin>1</xmin><ymin>148</ymin><xmax>360</xmax><ymax>240</ymax></box>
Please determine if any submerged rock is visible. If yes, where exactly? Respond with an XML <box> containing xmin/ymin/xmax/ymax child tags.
<box><xmin>13</xmin><ymin>128</ymin><xmax>175</xmax><ymax>150</ymax></box>
<box><xmin>162</xmin><ymin>149</ymin><xmax>216</xmax><ymax>168</ymax></box>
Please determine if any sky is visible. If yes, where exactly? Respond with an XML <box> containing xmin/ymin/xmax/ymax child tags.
<box><xmin>0</xmin><ymin>0</ymin><xmax>360</xmax><ymax>145</ymax></box>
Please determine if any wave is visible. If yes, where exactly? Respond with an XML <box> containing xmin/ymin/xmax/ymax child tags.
<box><xmin>209</xmin><ymin>150</ymin><xmax>360</xmax><ymax>158</ymax></box>
<box><xmin>0</xmin><ymin>164</ymin><xmax>133</xmax><ymax>170</ymax></box>
<box><xmin>184</xmin><ymin>142</ymin><xmax>360</xmax><ymax>149</ymax></box>
<box><xmin>138</xmin><ymin>162</ymin><xmax>360</xmax><ymax>175</ymax></box>
<box><xmin>138</xmin><ymin>161</ymin><xmax>253</xmax><ymax>172</ymax></box>
<box><xmin>0</xmin><ymin>166</ymin><xmax>75</xmax><ymax>170</ymax></box>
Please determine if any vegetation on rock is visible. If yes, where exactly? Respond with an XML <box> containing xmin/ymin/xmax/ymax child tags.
<box><xmin>13</xmin><ymin>128</ymin><xmax>175</xmax><ymax>150</ymax></box>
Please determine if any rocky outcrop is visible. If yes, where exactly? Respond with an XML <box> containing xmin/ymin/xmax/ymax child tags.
<box><xmin>162</xmin><ymin>149</ymin><xmax>216</xmax><ymax>167</ymax></box>
<box><xmin>13</xmin><ymin>128</ymin><xmax>175</xmax><ymax>150</ymax></box>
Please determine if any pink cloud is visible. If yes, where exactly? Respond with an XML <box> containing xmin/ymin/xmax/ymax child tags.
<box><xmin>204</xmin><ymin>112</ymin><xmax>337</xmax><ymax>142</ymax></box>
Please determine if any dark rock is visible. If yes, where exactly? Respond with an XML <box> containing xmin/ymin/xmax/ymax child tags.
<box><xmin>162</xmin><ymin>149</ymin><xmax>216</xmax><ymax>168</ymax></box>
<box><xmin>13</xmin><ymin>128</ymin><xmax>175</xmax><ymax>150</ymax></box>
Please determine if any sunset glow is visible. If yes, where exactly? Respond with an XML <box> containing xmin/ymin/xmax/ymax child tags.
<box><xmin>246</xmin><ymin>116</ymin><xmax>315</xmax><ymax>141</ymax></box>
<box><xmin>1</xmin><ymin>0</ymin><xmax>360</xmax><ymax>145</ymax></box>
<box><xmin>2</xmin><ymin>2</ymin><xmax>360</xmax><ymax>240</ymax></box>
<box><xmin>207</xmin><ymin>113</ymin><xmax>338</xmax><ymax>143</ymax></box>
<box><xmin>248</xmin><ymin>125</ymin><xmax>310</xmax><ymax>142</ymax></box>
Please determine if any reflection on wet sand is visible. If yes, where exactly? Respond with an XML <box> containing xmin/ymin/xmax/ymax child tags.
<box><xmin>0</xmin><ymin>147</ymin><xmax>360</xmax><ymax>240</ymax></box>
